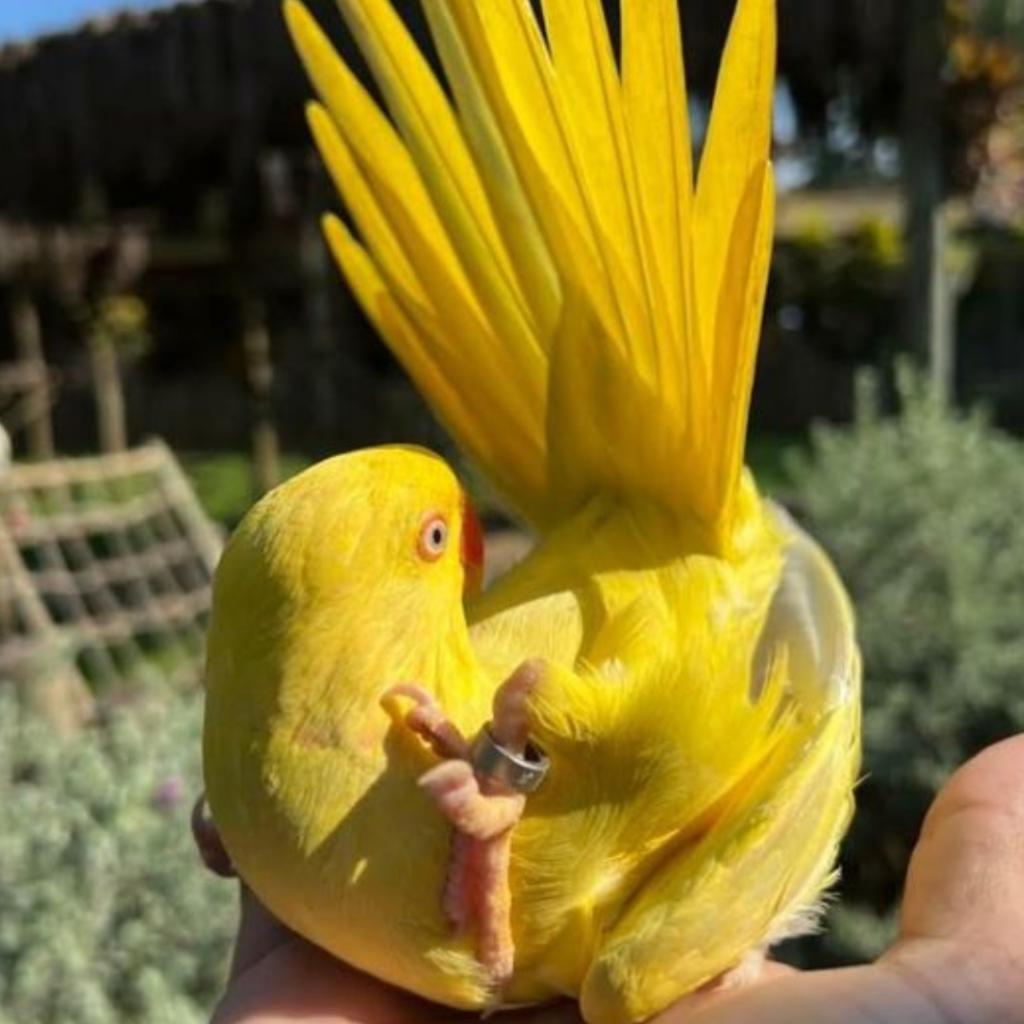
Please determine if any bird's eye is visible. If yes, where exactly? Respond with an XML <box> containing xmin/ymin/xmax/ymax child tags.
<box><xmin>417</xmin><ymin>515</ymin><xmax>448</xmax><ymax>562</ymax></box>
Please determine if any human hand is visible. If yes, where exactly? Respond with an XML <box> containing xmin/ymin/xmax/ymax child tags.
<box><xmin>202</xmin><ymin>735</ymin><xmax>1024</xmax><ymax>1024</ymax></box>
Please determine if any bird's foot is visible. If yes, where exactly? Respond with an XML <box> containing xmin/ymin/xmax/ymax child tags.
<box><xmin>489</xmin><ymin>660</ymin><xmax>542</xmax><ymax>751</ymax></box>
<box><xmin>381</xmin><ymin>682</ymin><xmax>470</xmax><ymax>759</ymax></box>
<box><xmin>389</xmin><ymin>663</ymin><xmax>547</xmax><ymax>990</ymax></box>
<box><xmin>419</xmin><ymin>759</ymin><xmax>526</xmax><ymax>839</ymax></box>
<box><xmin>418</xmin><ymin>760</ymin><xmax>522</xmax><ymax>986</ymax></box>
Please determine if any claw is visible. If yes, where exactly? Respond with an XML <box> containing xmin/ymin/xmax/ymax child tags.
<box><xmin>381</xmin><ymin>683</ymin><xmax>469</xmax><ymax>759</ymax></box>
<box><xmin>491</xmin><ymin>660</ymin><xmax>542</xmax><ymax>751</ymax></box>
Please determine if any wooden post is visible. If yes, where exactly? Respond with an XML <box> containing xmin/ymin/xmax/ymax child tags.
<box><xmin>902</xmin><ymin>0</ymin><xmax>951</xmax><ymax>400</ymax></box>
<box><xmin>90</xmin><ymin>329</ymin><xmax>128</xmax><ymax>453</ymax></box>
<box><xmin>9</xmin><ymin>290</ymin><xmax>55</xmax><ymax>459</ymax></box>
<box><xmin>929</xmin><ymin>207</ymin><xmax>956</xmax><ymax>404</ymax></box>
<box><xmin>301</xmin><ymin>163</ymin><xmax>339</xmax><ymax>447</ymax></box>
<box><xmin>242</xmin><ymin>294</ymin><xmax>280</xmax><ymax>496</ymax></box>
<box><xmin>301</xmin><ymin>200</ymin><xmax>337</xmax><ymax>444</ymax></box>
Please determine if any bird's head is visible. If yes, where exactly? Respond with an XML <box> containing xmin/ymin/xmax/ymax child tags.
<box><xmin>213</xmin><ymin>446</ymin><xmax>485</xmax><ymax>639</ymax></box>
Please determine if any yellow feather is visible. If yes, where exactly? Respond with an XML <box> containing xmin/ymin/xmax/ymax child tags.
<box><xmin>541</xmin><ymin>0</ymin><xmax>658</xmax><ymax>361</ymax></box>
<box><xmin>621</xmin><ymin>0</ymin><xmax>694</xmax><ymax>393</ymax></box>
<box><xmin>314</xmin><ymin>119</ymin><xmax>547</xmax><ymax>482</ymax></box>
<box><xmin>436</xmin><ymin>0</ymin><xmax>629</xmax><ymax>351</ymax></box>
<box><xmin>286</xmin><ymin>4</ymin><xmax>448</xmax><ymax>293</ymax></box>
<box><xmin>321</xmin><ymin>214</ymin><xmax>543</xmax><ymax>511</ymax></box>
<box><xmin>421</xmin><ymin>0</ymin><xmax>562</xmax><ymax>341</ymax></box>
<box><xmin>325</xmin><ymin>0</ymin><xmax>539</xmax><ymax>362</ymax></box>
<box><xmin>694</xmin><ymin>0</ymin><xmax>776</xmax><ymax>376</ymax></box>
<box><xmin>708</xmin><ymin>163</ymin><xmax>776</xmax><ymax>546</ymax></box>
<box><xmin>307</xmin><ymin>104</ymin><xmax>426</xmax><ymax>308</ymax></box>
<box><xmin>320</xmin><ymin>217</ymin><xmax>480</xmax><ymax>467</ymax></box>
<box><xmin>581</xmin><ymin>702</ymin><xmax>857</xmax><ymax>1024</ymax></box>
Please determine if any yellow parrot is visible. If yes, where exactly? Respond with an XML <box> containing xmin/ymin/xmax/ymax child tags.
<box><xmin>202</xmin><ymin>0</ymin><xmax>861</xmax><ymax>1022</ymax></box>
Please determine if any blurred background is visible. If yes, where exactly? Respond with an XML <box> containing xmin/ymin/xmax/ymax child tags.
<box><xmin>0</xmin><ymin>0</ymin><xmax>1022</xmax><ymax>1021</ymax></box>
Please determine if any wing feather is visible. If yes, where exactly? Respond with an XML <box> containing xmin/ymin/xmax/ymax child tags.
<box><xmin>621</xmin><ymin>0</ymin><xmax>695</xmax><ymax>402</ymax></box>
<box><xmin>323</xmin><ymin>0</ymin><xmax>540</xmax><ymax>364</ymax></box>
<box><xmin>542</xmin><ymin>0</ymin><xmax>657</xmax><ymax>366</ymax></box>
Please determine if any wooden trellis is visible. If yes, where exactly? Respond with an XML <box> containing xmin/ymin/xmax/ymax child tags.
<box><xmin>0</xmin><ymin>442</ymin><xmax>222</xmax><ymax>694</ymax></box>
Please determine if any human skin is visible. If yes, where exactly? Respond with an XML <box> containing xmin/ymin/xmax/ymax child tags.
<box><xmin>208</xmin><ymin>735</ymin><xmax>1024</xmax><ymax>1024</ymax></box>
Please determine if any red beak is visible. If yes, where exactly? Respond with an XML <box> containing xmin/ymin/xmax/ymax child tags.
<box><xmin>461</xmin><ymin>492</ymin><xmax>485</xmax><ymax>598</ymax></box>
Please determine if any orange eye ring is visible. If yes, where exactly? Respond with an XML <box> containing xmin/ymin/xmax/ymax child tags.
<box><xmin>417</xmin><ymin>514</ymin><xmax>449</xmax><ymax>562</ymax></box>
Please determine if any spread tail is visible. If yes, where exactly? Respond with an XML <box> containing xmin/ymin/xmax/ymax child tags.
<box><xmin>287</xmin><ymin>0</ymin><xmax>776</xmax><ymax>555</ymax></box>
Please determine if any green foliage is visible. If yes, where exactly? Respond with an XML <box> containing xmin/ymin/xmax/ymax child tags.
<box><xmin>87</xmin><ymin>296</ymin><xmax>152</xmax><ymax>359</ymax></box>
<box><xmin>959</xmin><ymin>0</ymin><xmax>1024</xmax><ymax>48</ymax></box>
<box><xmin>769</xmin><ymin>219</ymin><xmax>904</xmax><ymax>366</ymax></box>
<box><xmin>0</xmin><ymin>689</ymin><xmax>235</xmax><ymax>1024</ymax></box>
<box><xmin>745</xmin><ymin>433</ymin><xmax>807</xmax><ymax>497</ymax></box>
<box><xmin>183</xmin><ymin>452</ymin><xmax>311</xmax><ymax>527</ymax></box>
<box><xmin>786</xmin><ymin>370</ymin><xmax>1024</xmax><ymax>963</ymax></box>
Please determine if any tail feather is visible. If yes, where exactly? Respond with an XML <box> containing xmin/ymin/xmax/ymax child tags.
<box><xmin>310</xmin><ymin>101</ymin><xmax>545</xmax><ymax>461</ymax></box>
<box><xmin>711</xmin><ymin>164</ymin><xmax>776</xmax><ymax>544</ymax></box>
<box><xmin>421</xmin><ymin>0</ymin><xmax>562</xmax><ymax>341</ymax></box>
<box><xmin>621</xmin><ymin>0</ymin><xmax>694</xmax><ymax>372</ymax></box>
<box><xmin>329</xmin><ymin>0</ymin><xmax>536</xmax><ymax>351</ymax></box>
<box><xmin>288</xmin><ymin>0</ymin><xmax>777</xmax><ymax>554</ymax></box>
<box><xmin>435</xmin><ymin>0</ymin><xmax>631</xmax><ymax>354</ymax></box>
<box><xmin>542</xmin><ymin>0</ymin><xmax>660</xmax><ymax>362</ymax></box>
<box><xmin>323</xmin><ymin>215</ymin><xmax>545</xmax><ymax>509</ymax></box>
<box><xmin>306</xmin><ymin>104</ymin><xmax>434</xmax><ymax>316</ymax></box>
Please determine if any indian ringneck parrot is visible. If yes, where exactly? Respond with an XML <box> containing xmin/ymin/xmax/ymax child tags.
<box><xmin>202</xmin><ymin>0</ymin><xmax>861</xmax><ymax>1021</ymax></box>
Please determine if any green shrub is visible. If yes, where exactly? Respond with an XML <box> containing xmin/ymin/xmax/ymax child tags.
<box><xmin>0</xmin><ymin>689</ymin><xmax>235</xmax><ymax>1024</ymax></box>
<box><xmin>786</xmin><ymin>371</ymin><xmax>1024</xmax><ymax>963</ymax></box>
<box><xmin>183</xmin><ymin>452</ymin><xmax>312</xmax><ymax>528</ymax></box>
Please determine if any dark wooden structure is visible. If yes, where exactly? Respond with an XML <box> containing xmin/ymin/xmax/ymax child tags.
<box><xmin>0</xmin><ymin>0</ymin><xmax>1019</xmax><ymax>458</ymax></box>
<box><xmin>0</xmin><ymin>0</ymin><xmax>919</xmax><ymax>226</ymax></box>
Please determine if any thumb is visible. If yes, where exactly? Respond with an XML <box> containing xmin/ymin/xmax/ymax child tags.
<box><xmin>897</xmin><ymin>733</ymin><xmax>1024</xmax><ymax>947</ymax></box>
<box><xmin>662</xmin><ymin>736</ymin><xmax>1024</xmax><ymax>1024</ymax></box>
<box><xmin>885</xmin><ymin>734</ymin><xmax>1024</xmax><ymax>1020</ymax></box>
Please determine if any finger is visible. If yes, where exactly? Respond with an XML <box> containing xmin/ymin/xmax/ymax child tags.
<box><xmin>212</xmin><ymin>939</ymin><xmax>453</xmax><ymax>1024</ymax></box>
<box><xmin>881</xmin><ymin>733</ymin><xmax>1024</xmax><ymax>1022</ymax></box>
<box><xmin>656</xmin><ymin>961</ymin><xmax>989</xmax><ymax>1024</ymax></box>
<box><xmin>664</xmin><ymin>960</ymin><xmax>800</xmax><ymax>1017</ymax></box>
<box><xmin>192</xmin><ymin>792</ymin><xmax>237</xmax><ymax>878</ymax></box>
<box><xmin>229</xmin><ymin>885</ymin><xmax>297</xmax><ymax>982</ymax></box>
<box><xmin>216</xmin><ymin>930</ymin><xmax>581</xmax><ymax>1024</ymax></box>
<box><xmin>897</xmin><ymin>733</ymin><xmax>1024</xmax><ymax>949</ymax></box>
<box><xmin>499</xmin><ymin>1001</ymin><xmax>583</xmax><ymax>1024</ymax></box>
